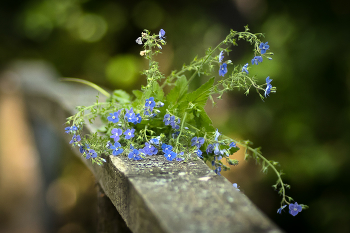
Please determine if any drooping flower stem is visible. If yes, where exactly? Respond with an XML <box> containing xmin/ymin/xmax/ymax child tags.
<box><xmin>246</xmin><ymin>146</ymin><xmax>288</xmax><ymax>204</ymax></box>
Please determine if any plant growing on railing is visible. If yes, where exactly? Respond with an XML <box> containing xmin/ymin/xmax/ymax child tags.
<box><xmin>64</xmin><ymin>26</ymin><xmax>308</xmax><ymax>216</ymax></box>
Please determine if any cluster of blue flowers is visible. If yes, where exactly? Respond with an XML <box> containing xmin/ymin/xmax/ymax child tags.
<box><xmin>163</xmin><ymin>114</ymin><xmax>181</xmax><ymax>130</ymax></box>
<box><xmin>64</xmin><ymin>126</ymin><xmax>100</xmax><ymax>161</ymax></box>
<box><xmin>104</xmin><ymin>97</ymin><xmax>186</xmax><ymax>162</ymax></box>
<box><xmin>277</xmin><ymin>202</ymin><xmax>303</xmax><ymax>216</ymax></box>
<box><xmin>79</xmin><ymin>144</ymin><xmax>99</xmax><ymax>159</ymax></box>
<box><xmin>64</xmin><ymin>28</ymin><xmax>305</xmax><ymax>217</ymax></box>
<box><xmin>206</xmin><ymin>130</ymin><xmax>239</xmax><ymax>175</ymax></box>
<box><xmin>65</xmin><ymin>125</ymin><xmax>103</xmax><ymax>161</ymax></box>
<box><xmin>65</xmin><ymin>125</ymin><xmax>82</xmax><ymax>147</ymax></box>
<box><xmin>191</xmin><ymin>137</ymin><xmax>205</xmax><ymax>158</ymax></box>
<box><xmin>64</xmin><ymin>125</ymin><xmax>100</xmax><ymax>160</ymax></box>
<box><xmin>218</xmin><ymin>42</ymin><xmax>274</xmax><ymax>98</ymax></box>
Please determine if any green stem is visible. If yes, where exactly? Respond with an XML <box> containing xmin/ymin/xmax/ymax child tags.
<box><xmin>175</xmin><ymin>112</ymin><xmax>188</xmax><ymax>151</ymax></box>
<box><xmin>72</xmin><ymin>102</ymin><xmax>111</xmax><ymax>124</ymax></box>
<box><xmin>238</xmin><ymin>141</ymin><xmax>288</xmax><ymax>205</ymax></box>
<box><xmin>61</xmin><ymin>78</ymin><xmax>110</xmax><ymax>98</ymax></box>
<box><xmin>161</xmin><ymin>60</ymin><xmax>203</xmax><ymax>88</ymax></box>
<box><xmin>188</xmin><ymin>42</ymin><xmax>224</xmax><ymax>86</ymax></box>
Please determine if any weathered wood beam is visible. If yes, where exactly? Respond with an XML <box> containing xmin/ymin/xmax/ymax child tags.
<box><xmin>14</xmin><ymin>61</ymin><xmax>283</xmax><ymax>233</ymax></box>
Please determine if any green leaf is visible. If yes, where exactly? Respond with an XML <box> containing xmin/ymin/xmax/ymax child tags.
<box><xmin>186</xmin><ymin>77</ymin><xmax>214</xmax><ymax>108</ymax></box>
<box><xmin>111</xmin><ymin>90</ymin><xmax>131</xmax><ymax>104</ymax></box>
<box><xmin>192</xmin><ymin>107</ymin><xmax>214</xmax><ymax>132</ymax></box>
<box><xmin>133</xmin><ymin>90</ymin><xmax>143</xmax><ymax>100</ymax></box>
<box><xmin>151</xmin><ymin>81</ymin><xmax>164</xmax><ymax>101</ymax></box>
<box><xmin>228</xmin><ymin>159</ymin><xmax>239</xmax><ymax>166</ymax></box>
<box><xmin>143</xmin><ymin>87</ymin><xmax>153</xmax><ymax>100</ymax></box>
<box><xmin>166</xmin><ymin>75</ymin><xmax>188</xmax><ymax>104</ymax></box>
<box><xmin>228</xmin><ymin>146</ymin><xmax>240</xmax><ymax>155</ymax></box>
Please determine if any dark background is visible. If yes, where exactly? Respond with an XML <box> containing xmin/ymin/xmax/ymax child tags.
<box><xmin>0</xmin><ymin>0</ymin><xmax>349</xmax><ymax>232</ymax></box>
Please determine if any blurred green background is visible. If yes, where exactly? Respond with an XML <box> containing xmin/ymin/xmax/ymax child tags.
<box><xmin>0</xmin><ymin>0</ymin><xmax>349</xmax><ymax>232</ymax></box>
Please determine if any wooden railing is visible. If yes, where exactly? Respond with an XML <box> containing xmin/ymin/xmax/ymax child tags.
<box><xmin>14</xmin><ymin>60</ymin><xmax>283</xmax><ymax>233</ymax></box>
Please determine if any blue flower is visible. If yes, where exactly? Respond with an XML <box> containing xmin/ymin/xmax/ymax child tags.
<box><xmin>259</xmin><ymin>42</ymin><xmax>270</xmax><ymax>54</ymax></box>
<box><xmin>162</xmin><ymin>144</ymin><xmax>173</xmax><ymax>154</ymax></box>
<box><xmin>242</xmin><ymin>63</ymin><xmax>249</xmax><ymax>74</ymax></box>
<box><xmin>107</xmin><ymin>110</ymin><xmax>121</xmax><ymax>123</ymax></box>
<box><xmin>264</xmin><ymin>76</ymin><xmax>273</xmax><ymax>97</ymax></box>
<box><xmin>79</xmin><ymin>145</ymin><xmax>85</xmax><ymax>153</ymax></box>
<box><xmin>136</xmin><ymin>37</ymin><xmax>142</xmax><ymax>45</ymax></box>
<box><xmin>144</xmin><ymin>107</ymin><xmax>152</xmax><ymax>116</ymax></box>
<box><xmin>163</xmin><ymin>114</ymin><xmax>171</xmax><ymax>125</ymax></box>
<box><xmin>170</xmin><ymin>116</ymin><xmax>180</xmax><ymax>129</ymax></box>
<box><xmin>125</xmin><ymin>108</ymin><xmax>137</xmax><ymax>123</ymax></box>
<box><xmin>219</xmin><ymin>51</ymin><xmax>224</xmax><ymax>63</ymax></box>
<box><xmin>124</xmin><ymin>128</ymin><xmax>135</xmax><ymax>140</ymax></box>
<box><xmin>145</xmin><ymin>97</ymin><xmax>156</xmax><ymax>108</ymax></box>
<box><xmin>150</xmin><ymin>137</ymin><xmax>160</xmax><ymax>145</ymax></box>
<box><xmin>144</xmin><ymin>97</ymin><xmax>156</xmax><ymax>115</ymax></box>
<box><xmin>229</xmin><ymin>142</ymin><xmax>237</xmax><ymax>148</ymax></box>
<box><xmin>165</xmin><ymin>151</ymin><xmax>177</xmax><ymax>161</ymax></box>
<box><xmin>172</xmin><ymin>131</ymin><xmax>180</xmax><ymax>138</ymax></box>
<box><xmin>110</xmin><ymin>128</ymin><xmax>123</xmax><ymax>142</ymax></box>
<box><xmin>134</xmin><ymin>114</ymin><xmax>142</xmax><ymax>124</ymax></box>
<box><xmin>251</xmin><ymin>56</ymin><xmax>263</xmax><ymax>65</ymax></box>
<box><xmin>144</xmin><ymin>142</ymin><xmax>158</xmax><ymax>156</ymax></box>
<box><xmin>69</xmin><ymin>135</ymin><xmax>81</xmax><ymax>144</ymax></box>
<box><xmin>277</xmin><ymin>205</ymin><xmax>287</xmax><ymax>214</ymax></box>
<box><xmin>156</xmin><ymin>102</ymin><xmax>164</xmax><ymax>107</ymax></box>
<box><xmin>214</xmin><ymin>166</ymin><xmax>222</xmax><ymax>175</ymax></box>
<box><xmin>232</xmin><ymin>183</ymin><xmax>240</xmax><ymax>191</ymax></box>
<box><xmin>106</xmin><ymin>141</ymin><xmax>113</xmax><ymax>149</ymax></box>
<box><xmin>214</xmin><ymin>129</ymin><xmax>221</xmax><ymax>141</ymax></box>
<box><xmin>219</xmin><ymin>63</ymin><xmax>228</xmax><ymax>77</ymax></box>
<box><xmin>110</xmin><ymin>142</ymin><xmax>124</xmax><ymax>156</ymax></box>
<box><xmin>128</xmin><ymin>149</ymin><xmax>142</xmax><ymax>160</ymax></box>
<box><xmin>138</xmin><ymin>148</ymin><xmax>146</xmax><ymax>156</ymax></box>
<box><xmin>176</xmin><ymin>157</ymin><xmax>185</xmax><ymax>161</ymax></box>
<box><xmin>206</xmin><ymin>144</ymin><xmax>214</xmax><ymax>154</ymax></box>
<box><xmin>65</xmin><ymin>125</ymin><xmax>78</xmax><ymax>134</ymax></box>
<box><xmin>196</xmin><ymin>149</ymin><xmax>203</xmax><ymax>158</ymax></box>
<box><xmin>289</xmin><ymin>203</ymin><xmax>302</xmax><ymax>216</ymax></box>
<box><xmin>159</xmin><ymin>29</ymin><xmax>166</xmax><ymax>40</ymax></box>
<box><xmin>86</xmin><ymin>149</ymin><xmax>97</xmax><ymax>159</ymax></box>
<box><xmin>191</xmin><ymin>137</ymin><xmax>205</xmax><ymax>148</ymax></box>
<box><xmin>65</xmin><ymin>126</ymin><xmax>71</xmax><ymax>134</ymax></box>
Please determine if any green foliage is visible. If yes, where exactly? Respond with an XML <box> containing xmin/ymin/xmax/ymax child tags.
<box><xmin>186</xmin><ymin>77</ymin><xmax>214</xmax><ymax>108</ymax></box>
<box><xmin>166</xmin><ymin>75</ymin><xmax>188</xmax><ymax>105</ymax></box>
<box><xmin>64</xmin><ymin>27</ymin><xmax>302</xmax><ymax>212</ymax></box>
<box><xmin>110</xmin><ymin>90</ymin><xmax>131</xmax><ymax>104</ymax></box>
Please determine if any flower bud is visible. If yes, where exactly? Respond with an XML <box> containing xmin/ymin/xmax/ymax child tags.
<box><xmin>140</xmin><ymin>50</ymin><xmax>147</xmax><ymax>56</ymax></box>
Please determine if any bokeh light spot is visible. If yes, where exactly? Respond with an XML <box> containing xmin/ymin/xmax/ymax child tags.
<box><xmin>105</xmin><ymin>55</ymin><xmax>140</xmax><ymax>88</ymax></box>
<box><xmin>76</xmin><ymin>14</ymin><xmax>108</xmax><ymax>42</ymax></box>
<box><xmin>46</xmin><ymin>179</ymin><xmax>77</xmax><ymax>214</ymax></box>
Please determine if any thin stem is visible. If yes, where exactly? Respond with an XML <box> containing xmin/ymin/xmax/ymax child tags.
<box><xmin>175</xmin><ymin>112</ymin><xmax>188</xmax><ymax>151</ymax></box>
<box><xmin>72</xmin><ymin>102</ymin><xmax>111</xmax><ymax>124</ymax></box>
<box><xmin>61</xmin><ymin>78</ymin><xmax>110</xmax><ymax>98</ymax></box>
<box><xmin>238</xmin><ymin>141</ymin><xmax>288</xmax><ymax>205</ymax></box>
